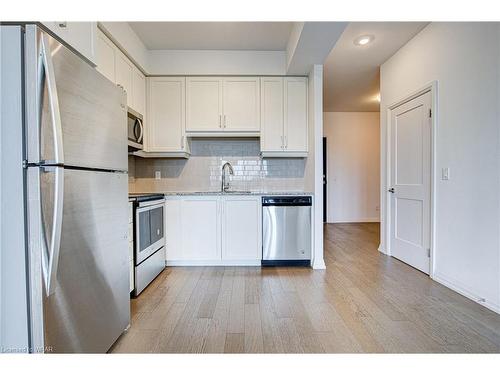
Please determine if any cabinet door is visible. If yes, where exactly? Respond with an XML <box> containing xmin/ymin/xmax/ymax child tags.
<box><xmin>223</xmin><ymin>77</ymin><xmax>260</xmax><ymax>132</ymax></box>
<box><xmin>186</xmin><ymin>77</ymin><xmax>223</xmax><ymax>132</ymax></box>
<box><xmin>222</xmin><ymin>197</ymin><xmax>261</xmax><ymax>261</ymax></box>
<box><xmin>284</xmin><ymin>77</ymin><xmax>308</xmax><ymax>152</ymax></box>
<box><xmin>43</xmin><ymin>22</ymin><xmax>97</xmax><ymax>65</ymax></box>
<box><xmin>260</xmin><ymin>77</ymin><xmax>284</xmax><ymax>152</ymax></box>
<box><xmin>181</xmin><ymin>199</ymin><xmax>221</xmax><ymax>261</ymax></box>
<box><xmin>165</xmin><ymin>200</ymin><xmax>183</xmax><ymax>261</ymax></box>
<box><xmin>132</xmin><ymin>68</ymin><xmax>146</xmax><ymax>116</ymax></box>
<box><xmin>115</xmin><ymin>50</ymin><xmax>134</xmax><ymax>107</ymax></box>
<box><xmin>96</xmin><ymin>29</ymin><xmax>115</xmax><ymax>83</ymax></box>
<box><xmin>148</xmin><ymin>77</ymin><xmax>186</xmax><ymax>152</ymax></box>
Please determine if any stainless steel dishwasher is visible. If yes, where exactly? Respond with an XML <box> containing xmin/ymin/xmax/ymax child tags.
<box><xmin>262</xmin><ymin>196</ymin><xmax>312</xmax><ymax>266</ymax></box>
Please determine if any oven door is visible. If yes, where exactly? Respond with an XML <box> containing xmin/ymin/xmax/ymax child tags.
<box><xmin>135</xmin><ymin>200</ymin><xmax>165</xmax><ymax>265</ymax></box>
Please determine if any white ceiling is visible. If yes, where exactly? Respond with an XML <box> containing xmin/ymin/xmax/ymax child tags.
<box><xmin>129</xmin><ymin>22</ymin><xmax>293</xmax><ymax>51</ymax></box>
<box><xmin>323</xmin><ymin>22</ymin><xmax>428</xmax><ymax>112</ymax></box>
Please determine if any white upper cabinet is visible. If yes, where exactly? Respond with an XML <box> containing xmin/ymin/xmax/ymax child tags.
<box><xmin>284</xmin><ymin>77</ymin><xmax>308</xmax><ymax>153</ymax></box>
<box><xmin>260</xmin><ymin>77</ymin><xmax>284</xmax><ymax>152</ymax></box>
<box><xmin>186</xmin><ymin>77</ymin><xmax>223</xmax><ymax>132</ymax></box>
<box><xmin>96</xmin><ymin>28</ymin><xmax>116</xmax><ymax>83</ymax></box>
<box><xmin>186</xmin><ymin>77</ymin><xmax>260</xmax><ymax>135</ymax></box>
<box><xmin>95</xmin><ymin>29</ymin><xmax>146</xmax><ymax>116</ymax></box>
<box><xmin>222</xmin><ymin>77</ymin><xmax>260</xmax><ymax>132</ymax></box>
<box><xmin>115</xmin><ymin>50</ymin><xmax>134</xmax><ymax>107</ymax></box>
<box><xmin>260</xmin><ymin>77</ymin><xmax>308</xmax><ymax>157</ymax></box>
<box><xmin>222</xmin><ymin>197</ymin><xmax>261</xmax><ymax>261</ymax></box>
<box><xmin>148</xmin><ymin>77</ymin><xmax>188</xmax><ymax>155</ymax></box>
<box><xmin>132</xmin><ymin>68</ymin><xmax>146</xmax><ymax>116</ymax></box>
<box><xmin>43</xmin><ymin>22</ymin><xmax>97</xmax><ymax>65</ymax></box>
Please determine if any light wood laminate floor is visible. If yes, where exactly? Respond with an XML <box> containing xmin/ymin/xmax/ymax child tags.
<box><xmin>110</xmin><ymin>223</ymin><xmax>500</xmax><ymax>353</ymax></box>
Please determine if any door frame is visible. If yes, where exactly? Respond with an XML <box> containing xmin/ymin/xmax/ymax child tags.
<box><xmin>384</xmin><ymin>81</ymin><xmax>437</xmax><ymax>278</ymax></box>
<box><xmin>322</xmin><ymin>137</ymin><xmax>327</xmax><ymax>223</ymax></box>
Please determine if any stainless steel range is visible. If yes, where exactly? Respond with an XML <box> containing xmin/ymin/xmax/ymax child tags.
<box><xmin>129</xmin><ymin>194</ymin><xmax>166</xmax><ymax>296</ymax></box>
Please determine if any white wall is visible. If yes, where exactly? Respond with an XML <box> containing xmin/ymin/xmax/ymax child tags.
<box><xmin>306</xmin><ymin>65</ymin><xmax>326</xmax><ymax>269</ymax></box>
<box><xmin>323</xmin><ymin>112</ymin><xmax>380</xmax><ymax>223</ymax></box>
<box><xmin>380</xmin><ymin>23</ymin><xmax>500</xmax><ymax>313</ymax></box>
<box><xmin>147</xmin><ymin>50</ymin><xmax>286</xmax><ymax>76</ymax></box>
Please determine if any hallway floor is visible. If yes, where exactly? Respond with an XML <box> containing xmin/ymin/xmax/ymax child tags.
<box><xmin>111</xmin><ymin>223</ymin><xmax>500</xmax><ymax>353</ymax></box>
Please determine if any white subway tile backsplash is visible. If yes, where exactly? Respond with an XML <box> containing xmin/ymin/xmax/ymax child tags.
<box><xmin>129</xmin><ymin>138</ymin><xmax>306</xmax><ymax>193</ymax></box>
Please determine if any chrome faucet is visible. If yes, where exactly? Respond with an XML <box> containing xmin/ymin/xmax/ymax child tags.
<box><xmin>221</xmin><ymin>162</ymin><xmax>234</xmax><ymax>192</ymax></box>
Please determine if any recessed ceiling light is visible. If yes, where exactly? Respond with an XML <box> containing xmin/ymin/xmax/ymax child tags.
<box><xmin>354</xmin><ymin>35</ymin><xmax>374</xmax><ymax>46</ymax></box>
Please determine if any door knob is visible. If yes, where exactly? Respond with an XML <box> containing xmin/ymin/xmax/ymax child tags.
<box><xmin>388</xmin><ymin>188</ymin><xmax>395</xmax><ymax>193</ymax></box>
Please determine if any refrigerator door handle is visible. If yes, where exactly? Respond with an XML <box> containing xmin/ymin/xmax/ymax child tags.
<box><xmin>41</xmin><ymin>166</ymin><xmax>64</xmax><ymax>296</ymax></box>
<box><xmin>39</xmin><ymin>33</ymin><xmax>64</xmax><ymax>165</ymax></box>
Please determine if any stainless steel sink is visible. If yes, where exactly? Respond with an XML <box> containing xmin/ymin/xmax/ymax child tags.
<box><xmin>191</xmin><ymin>191</ymin><xmax>252</xmax><ymax>194</ymax></box>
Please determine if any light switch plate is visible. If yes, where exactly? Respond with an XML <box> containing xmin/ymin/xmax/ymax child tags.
<box><xmin>155</xmin><ymin>171</ymin><xmax>161</xmax><ymax>180</ymax></box>
<box><xmin>442</xmin><ymin>167</ymin><xmax>450</xmax><ymax>180</ymax></box>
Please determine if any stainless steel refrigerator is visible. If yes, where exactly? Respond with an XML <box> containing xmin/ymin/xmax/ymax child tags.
<box><xmin>1</xmin><ymin>24</ymin><xmax>130</xmax><ymax>353</ymax></box>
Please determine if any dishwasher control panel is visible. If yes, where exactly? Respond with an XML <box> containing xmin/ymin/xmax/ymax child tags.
<box><xmin>262</xmin><ymin>196</ymin><xmax>312</xmax><ymax>206</ymax></box>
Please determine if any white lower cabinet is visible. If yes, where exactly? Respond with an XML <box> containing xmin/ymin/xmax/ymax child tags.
<box><xmin>222</xmin><ymin>197</ymin><xmax>261</xmax><ymax>261</ymax></box>
<box><xmin>181</xmin><ymin>198</ymin><xmax>221</xmax><ymax>261</ymax></box>
<box><xmin>165</xmin><ymin>196</ymin><xmax>261</xmax><ymax>265</ymax></box>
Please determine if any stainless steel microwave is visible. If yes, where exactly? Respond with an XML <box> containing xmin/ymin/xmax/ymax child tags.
<box><xmin>128</xmin><ymin>107</ymin><xmax>143</xmax><ymax>151</ymax></box>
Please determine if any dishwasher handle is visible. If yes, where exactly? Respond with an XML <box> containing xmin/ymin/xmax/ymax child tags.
<box><xmin>262</xmin><ymin>196</ymin><xmax>312</xmax><ymax>206</ymax></box>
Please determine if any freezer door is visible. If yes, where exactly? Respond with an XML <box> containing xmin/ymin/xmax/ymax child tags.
<box><xmin>41</xmin><ymin>168</ymin><xmax>129</xmax><ymax>353</ymax></box>
<box><xmin>27</xmin><ymin>27</ymin><xmax>127</xmax><ymax>171</ymax></box>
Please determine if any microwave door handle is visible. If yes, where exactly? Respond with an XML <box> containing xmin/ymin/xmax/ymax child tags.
<box><xmin>137</xmin><ymin>118</ymin><xmax>144</xmax><ymax>143</ymax></box>
<box><xmin>39</xmin><ymin>34</ymin><xmax>64</xmax><ymax>165</ymax></box>
<box><xmin>40</xmin><ymin>166</ymin><xmax>64</xmax><ymax>296</ymax></box>
<box><xmin>133</xmin><ymin>119</ymin><xmax>140</xmax><ymax>140</ymax></box>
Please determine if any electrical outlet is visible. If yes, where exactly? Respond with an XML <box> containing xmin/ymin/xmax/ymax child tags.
<box><xmin>155</xmin><ymin>171</ymin><xmax>161</xmax><ymax>180</ymax></box>
<box><xmin>441</xmin><ymin>167</ymin><xmax>450</xmax><ymax>180</ymax></box>
<box><xmin>375</xmin><ymin>205</ymin><xmax>380</xmax><ymax>212</ymax></box>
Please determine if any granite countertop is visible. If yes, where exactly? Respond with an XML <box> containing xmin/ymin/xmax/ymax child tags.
<box><xmin>129</xmin><ymin>191</ymin><xmax>314</xmax><ymax>197</ymax></box>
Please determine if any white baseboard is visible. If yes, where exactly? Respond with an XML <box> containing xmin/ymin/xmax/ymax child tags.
<box><xmin>312</xmin><ymin>258</ymin><xmax>326</xmax><ymax>270</ymax></box>
<box><xmin>166</xmin><ymin>259</ymin><xmax>261</xmax><ymax>267</ymax></box>
<box><xmin>328</xmin><ymin>218</ymin><xmax>380</xmax><ymax>224</ymax></box>
<box><xmin>377</xmin><ymin>244</ymin><xmax>388</xmax><ymax>255</ymax></box>
<box><xmin>432</xmin><ymin>272</ymin><xmax>500</xmax><ymax>314</ymax></box>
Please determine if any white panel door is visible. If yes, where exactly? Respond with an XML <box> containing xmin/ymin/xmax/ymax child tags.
<box><xmin>186</xmin><ymin>77</ymin><xmax>223</xmax><ymax>132</ymax></box>
<box><xmin>181</xmin><ymin>198</ymin><xmax>221</xmax><ymax>261</ymax></box>
<box><xmin>96</xmin><ymin>28</ymin><xmax>115</xmax><ymax>83</ymax></box>
<box><xmin>115</xmin><ymin>50</ymin><xmax>133</xmax><ymax>107</ymax></box>
<box><xmin>284</xmin><ymin>77</ymin><xmax>308</xmax><ymax>152</ymax></box>
<box><xmin>165</xmin><ymin>200</ymin><xmax>183</xmax><ymax>261</ymax></box>
<box><xmin>260</xmin><ymin>77</ymin><xmax>284</xmax><ymax>152</ymax></box>
<box><xmin>132</xmin><ymin>68</ymin><xmax>146</xmax><ymax>116</ymax></box>
<box><xmin>222</xmin><ymin>197</ymin><xmax>261</xmax><ymax>261</ymax></box>
<box><xmin>390</xmin><ymin>91</ymin><xmax>431</xmax><ymax>274</ymax></box>
<box><xmin>148</xmin><ymin>77</ymin><xmax>186</xmax><ymax>152</ymax></box>
<box><xmin>222</xmin><ymin>77</ymin><xmax>260</xmax><ymax>131</ymax></box>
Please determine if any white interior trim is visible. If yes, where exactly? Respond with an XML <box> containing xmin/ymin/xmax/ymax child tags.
<box><xmin>383</xmin><ymin>81</ymin><xmax>437</xmax><ymax>279</ymax></box>
<box><xmin>433</xmin><ymin>272</ymin><xmax>500</xmax><ymax>314</ymax></box>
